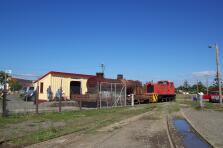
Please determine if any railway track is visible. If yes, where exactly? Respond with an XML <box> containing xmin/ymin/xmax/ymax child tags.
<box><xmin>166</xmin><ymin>115</ymin><xmax>176</xmax><ymax>148</ymax></box>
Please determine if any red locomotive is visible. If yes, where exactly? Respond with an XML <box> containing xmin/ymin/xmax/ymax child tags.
<box><xmin>145</xmin><ymin>80</ymin><xmax>176</xmax><ymax>103</ymax></box>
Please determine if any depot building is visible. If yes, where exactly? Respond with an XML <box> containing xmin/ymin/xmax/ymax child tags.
<box><xmin>34</xmin><ymin>71</ymin><xmax>94</xmax><ymax>101</ymax></box>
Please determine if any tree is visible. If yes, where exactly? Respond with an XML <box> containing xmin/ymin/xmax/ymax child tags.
<box><xmin>176</xmin><ymin>80</ymin><xmax>192</xmax><ymax>94</ymax></box>
<box><xmin>177</xmin><ymin>80</ymin><xmax>207</xmax><ymax>94</ymax></box>
<box><xmin>183</xmin><ymin>80</ymin><xmax>190</xmax><ymax>92</ymax></box>
<box><xmin>0</xmin><ymin>71</ymin><xmax>9</xmax><ymax>85</ymax></box>
<box><xmin>176</xmin><ymin>85</ymin><xmax>184</xmax><ymax>90</ymax></box>
<box><xmin>197</xmin><ymin>81</ymin><xmax>206</xmax><ymax>93</ymax></box>
<box><xmin>212</xmin><ymin>72</ymin><xmax>219</xmax><ymax>87</ymax></box>
<box><xmin>0</xmin><ymin>71</ymin><xmax>5</xmax><ymax>85</ymax></box>
<box><xmin>190</xmin><ymin>81</ymin><xmax>206</xmax><ymax>93</ymax></box>
<box><xmin>9</xmin><ymin>79</ymin><xmax>22</xmax><ymax>91</ymax></box>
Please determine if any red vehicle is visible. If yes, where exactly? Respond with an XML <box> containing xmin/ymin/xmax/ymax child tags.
<box><xmin>203</xmin><ymin>91</ymin><xmax>223</xmax><ymax>103</ymax></box>
<box><xmin>145</xmin><ymin>80</ymin><xmax>176</xmax><ymax>103</ymax></box>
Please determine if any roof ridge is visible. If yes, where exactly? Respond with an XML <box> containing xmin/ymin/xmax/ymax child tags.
<box><xmin>34</xmin><ymin>71</ymin><xmax>95</xmax><ymax>83</ymax></box>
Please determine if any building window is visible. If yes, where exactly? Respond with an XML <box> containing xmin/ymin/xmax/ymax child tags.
<box><xmin>40</xmin><ymin>82</ymin><xmax>44</xmax><ymax>93</ymax></box>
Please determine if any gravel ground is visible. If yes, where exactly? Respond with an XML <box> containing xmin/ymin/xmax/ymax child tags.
<box><xmin>27</xmin><ymin>109</ymin><xmax>171</xmax><ymax>148</ymax></box>
<box><xmin>181</xmin><ymin>107</ymin><xmax>223</xmax><ymax>148</ymax></box>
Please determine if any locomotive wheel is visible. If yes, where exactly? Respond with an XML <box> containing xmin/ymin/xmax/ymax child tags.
<box><xmin>167</xmin><ymin>97</ymin><xmax>170</xmax><ymax>102</ymax></box>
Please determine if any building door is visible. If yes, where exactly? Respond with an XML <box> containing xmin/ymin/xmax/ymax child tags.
<box><xmin>70</xmin><ymin>81</ymin><xmax>81</xmax><ymax>98</ymax></box>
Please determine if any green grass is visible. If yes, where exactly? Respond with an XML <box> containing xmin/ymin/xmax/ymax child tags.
<box><xmin>155</xmin><ymin>102</ymin><xmax>180</xmax><ymax>113</ymax></box>
<box><xmin>0</xmin><ymin>104</ymin><xmax>154</xmax><ymax>146</ymax></box>
<box><xmin>176</xmin><ymin>94</ymin><xmax>223</xmax><ymax>111</ymax></box>
<box><xmin>191</xmin><ymin>101</ymin><xmax>223</xmax><ymax>111</ymax></box>
<box><xmin>168</xmin><ymin>103</ymin><xmax>180</xmax><ymax>113</ymax></box>
<box><xmin>201</xmin><ymin>102</ymin><xmax>223</xmax><ymax>111</ymax></box>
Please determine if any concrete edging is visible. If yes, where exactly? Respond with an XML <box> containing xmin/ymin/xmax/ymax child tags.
<box><xmin>180</xmin><ymin>109</ymin><xmax>215</xmax><ymax>148</ymax></box>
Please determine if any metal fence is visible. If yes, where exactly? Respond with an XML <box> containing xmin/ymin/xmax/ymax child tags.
<box><xmin>0</xmin><ymin>93</ymin><xmax>80</xmax><ymax>115</ymax></box>
<box><xmin>99</xmin><ymin>82</ymin><xmax>126</xmax><ymax>108</ymax></box>
<box><xmin>1</xmin><ymin>82</ymin><xmax>127</xmax><ymax>116</ymax></box>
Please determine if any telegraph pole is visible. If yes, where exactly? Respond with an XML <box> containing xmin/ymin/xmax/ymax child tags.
<box><xmin>209</xmin><ymin>44</ymin><xmax>222</xmax><ymax>104</ymax></box>
<box><xmin>206</xmin><ymin>77</ymin><xmax>209</xmax><ymax>95</ymax></box>
<box><xmin>216</xmin><ymin>44</ymin><xmax>222</xmax><ymax>104</ymax></box>
<box><xmin>100</xmin><ymin>64</ymin><xmax>105</xmax><ymax>74</ymax></box>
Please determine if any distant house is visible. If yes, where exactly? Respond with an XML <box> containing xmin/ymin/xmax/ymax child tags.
<box><xmin>11</xmin><ymin>77</ymin><xmax>33</xmax><ymax>88</ymax></box>
<box><xmin>34</xmin><ymin>71</ymin><xmax>94</xmax><ymax>101</ymax></box>
<box><xmin>0</xmin><ymin>77</ymin><xmax>32</xmax><ymax>91</ymax></box>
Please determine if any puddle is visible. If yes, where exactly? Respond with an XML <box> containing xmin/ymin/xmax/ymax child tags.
<box><xmin>174</xmin><ymin>119</ymin><xmax>212</xmax><ymax>148</ymax></box>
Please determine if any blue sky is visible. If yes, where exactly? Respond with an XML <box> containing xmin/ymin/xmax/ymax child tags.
<box><xmin>0</xmin><ymin>0</ymin><xmax>223</xmax><ymax>85</ymax></box>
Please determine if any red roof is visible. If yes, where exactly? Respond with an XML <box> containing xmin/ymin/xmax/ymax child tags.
<box><xmin>35</xmin><ymin>71</ymin><xmax>95</xmax><ymax>83</ymax></box>
<box><xmin>11</xmin><ymin>77</ymin><xmax>33</xmax><ymax>87</ymax></box>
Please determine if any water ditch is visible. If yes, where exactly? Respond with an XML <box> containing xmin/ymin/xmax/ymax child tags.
<box><xmin>174</xmin><ymin>119</ymin><xmax>212</xmax><ymax>148</ymax></box>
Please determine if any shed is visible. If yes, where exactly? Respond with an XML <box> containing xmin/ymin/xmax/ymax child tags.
<box><xmin>34</xmin><ymin>71</ymin><xmax>94</xmax><ymax>101</ymax></box>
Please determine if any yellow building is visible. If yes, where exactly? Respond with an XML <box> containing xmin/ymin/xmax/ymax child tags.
<box><xmin>34</xmin><ymin>71</ymin><xmax>94</xmax><ymax>101</ymax></box>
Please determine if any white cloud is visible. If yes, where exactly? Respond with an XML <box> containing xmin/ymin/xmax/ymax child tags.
<box><xmin>20</xmin><ymin>73</ymin><xmax>39</xmax><ymax>77</ymax></box>
<box><xmin>192</xmin><ymin>71</ymin><xmax>215</xmax><ymax>77</ymax></box>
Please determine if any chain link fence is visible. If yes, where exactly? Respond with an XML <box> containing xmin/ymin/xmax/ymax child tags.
<box><xmin>0</xmin><ymin>92</ymin><xmax>80</xmax><ymax>115</ymax></box>
<box><xmin>99</xmin><ymin>82</ymin><xmax>126</xmax><ymax>108</ymax></box>
<box><xmin>1</xmin><ymin>82</ymin><xmax>127</xmax><ymax>116</ymax></box>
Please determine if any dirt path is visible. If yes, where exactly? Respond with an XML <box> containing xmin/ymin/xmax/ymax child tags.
<box><xmin>28</xmin><ymin>106</ymin><xmax>171</xmax><ymax>148</ymax></box>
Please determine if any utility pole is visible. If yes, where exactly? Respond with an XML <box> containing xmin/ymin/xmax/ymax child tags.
<box><xmin>100</xmin><ymin>64</ymin><xmax>105</xmax><ymax>74</ymax></box>
<box><xmin>209</xmin><ymin>44</ymin><xmax>222</xmax><ymax>104</ymax></box>
<box><xmin>206</xmin><ymin>77</ymin><xmax>209</xmax><ymax>95</ymax></box>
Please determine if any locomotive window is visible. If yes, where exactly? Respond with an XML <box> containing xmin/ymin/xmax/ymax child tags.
<box><xmin>147</xmin><ymin>85</ymin><xmax>154</xmax><ymax>93</ymax></box>
<box><xmin>163</xmin><ymin>81</ymin><xmax>168</xmax><ymax>85</ymax></box>
<box><xmin>158</xmin><ymin>81</ymin><xmax>168</xmax><ymax>85</ymax></box>
<box><xmin>158</xmin><ymin>81</ymin><xmax>163</xmax><ymax>84</ymax></box>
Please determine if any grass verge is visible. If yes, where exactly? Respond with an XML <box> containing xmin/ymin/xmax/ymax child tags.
<box><xmin>0</xmin><ymin>104</ymin><xmax>154</xmax><ymax>146</ymax></box>
<box><xmin>176</xmin><ymin>94</ymin><xmax>223</xmax><ymax>111</ymax></box>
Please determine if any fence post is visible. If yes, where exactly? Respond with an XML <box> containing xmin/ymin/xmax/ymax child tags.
<box><xmin>111</xmin><ymin>83</ymin><xmax>112</xmax><ymax>107</ymax></box>
<box><xmin>58</xmin><ymin>80</ymin><xmax>62</xmax><ymax>112</ymax></box>
<box><xmin>124</xmin><ymin>84</ymin><xmax>127</xmax><ymax>106</ymax></box>
<box><xmin>131</xmin><ymin>94</ymin><xmax>134</xmax><ymax>107</ymax></box>
<box><xmin>59</xmin><ymin>90</ymin><xmax>62</xmax><ymax>112</ymax></box>
<box><xmin>97</xmin><ymin>96</ymin><xmax>99</xmax><ymax>109</ymax></box>
<box><xmin>99</xmin><ymin>83</ymin><xmax>102</xmax><ymax>109</ymax></box>
<box><xmin>2</xmin><ymin>71</ymin><xmax>8</xmax><ymax>117</ymax></box>
<box><xmin>35</xmin><ymin>85</ymin><xmax>39</xmax><ymax>114</ymax></box>
<box><xmin>2</xmin><ymin>85</ymin><xmax>7</xmax><ymax>117</ymax></box>
<box><xmin>79</xmin><ymin>100</ymin><xmax>82</xmax><ymax>110</ymax></box>
<box><xmin>115</xmin><ymin>83</ymin><xmax>117</xmax><ymax>107</ymax></box>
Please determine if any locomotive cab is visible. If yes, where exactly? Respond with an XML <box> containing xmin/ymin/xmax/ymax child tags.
<box><xmin>145</xmin><ymin>81</ymin><xmax>176</xmax><ymax>103</ymax></box>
